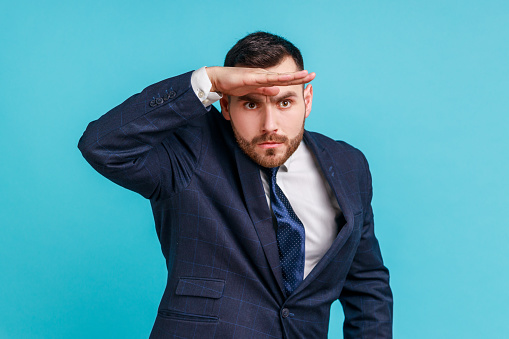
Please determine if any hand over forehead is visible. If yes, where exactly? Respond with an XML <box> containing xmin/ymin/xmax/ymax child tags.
<box><xmin>207</xmin><ymin>65</ymin><xmax>315</xmax><ymax>97</ymax></box>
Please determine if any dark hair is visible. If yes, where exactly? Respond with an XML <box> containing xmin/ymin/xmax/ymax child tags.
<box><xmin>224</xmin><ymin>31</ymin><xmax>304</xmax><ymax>70</ymax></box>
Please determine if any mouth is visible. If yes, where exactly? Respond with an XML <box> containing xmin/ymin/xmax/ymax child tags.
<box><xmin>258</xmin><ymin>142</ymin><xmax>283</xmax><ymax>149</ymax></box>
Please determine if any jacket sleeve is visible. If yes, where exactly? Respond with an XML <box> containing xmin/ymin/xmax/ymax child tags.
<box><xmin>78</xmin><ymin>71</ymin><xmax>210</xmax><ymax>200</ymax></box>
<box><xmin>339</xmin><ymin>153</ymin><xmax>393</xmax><ymax>338</ymax></box>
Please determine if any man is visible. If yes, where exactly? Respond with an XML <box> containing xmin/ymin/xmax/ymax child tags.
<box><xmin>78</xmin><ymin>32</ymin><xmax>393</xmax><ymax>338</ymax></box>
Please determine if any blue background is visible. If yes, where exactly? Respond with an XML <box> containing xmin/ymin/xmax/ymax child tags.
<box><xmin>1</xmin><ymin>0</ymin><xmax>508</xmax><ymax>338</ymax></box>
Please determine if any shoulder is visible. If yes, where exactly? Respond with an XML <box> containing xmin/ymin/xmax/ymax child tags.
<box><xmin>305</xmin><ymin>131</ymin><xmax>373</xmax><ymax>204</ymax></box>
<box><xmin>305</xmin><ymin>131</ymin><xmax>369</xmax><ymax>168</ymax></box>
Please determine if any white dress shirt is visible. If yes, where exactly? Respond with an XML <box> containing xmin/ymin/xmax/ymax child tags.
<box><xmin>259</xmin><ymin>142</ymin><xmax>341</xmax><ymax>278</ymax></box>
<box><xmin>191</xmin><ymin>67</ymin><xmax>341</xmax><ymax>278</ymax></box>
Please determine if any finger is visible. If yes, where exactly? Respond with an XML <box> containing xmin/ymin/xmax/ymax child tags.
<box><xmin>305</xmin><ymin>72</ymin><xmax>316</xmax><ymax>82</ymax></box>
<box><xmin>252</xmin><ymin>70</ymin><xmax>308</xmax><ymax>85</ymax></box>
<box><xmin>274</xmin><ymin>72</ymin><xmax>316</xmax><ymax>86</ymax></box>
<box><xmin>266</xmin><ymin>70</ymin><xmax>309</xmax><ymax>83</ymax></box>
<box><xmin>254</xmin><ymin>72</ymin><xmax>316</xmax><ymax>88</ymax></box>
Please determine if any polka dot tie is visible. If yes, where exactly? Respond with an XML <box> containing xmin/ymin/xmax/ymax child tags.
<box><xmin>265</xmin><ymin>166</ymin><xmax>305</xmax><ymax>296</ymax></box>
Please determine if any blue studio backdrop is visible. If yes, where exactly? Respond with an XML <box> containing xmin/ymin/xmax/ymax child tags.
<box><xmin>1</xmin><ymin>1</ymin><xmax>508</xmax><ymax>338</ymax></box>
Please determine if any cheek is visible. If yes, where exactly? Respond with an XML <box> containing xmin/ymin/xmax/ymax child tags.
<box><xmin>284</xmin><ymin>111</ymin><xmax>306</xmax><ymax>135</ymax></box>
<box><xmin>231</xmin><ymin>112</ymin><xmax>259</xmax><ymax>139</ymax></box>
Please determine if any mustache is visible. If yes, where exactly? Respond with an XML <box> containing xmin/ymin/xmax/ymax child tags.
<box><xmin>251</xmin><ymin>134</ymin><xmax>289</xmax><ymax>145</ymax></box>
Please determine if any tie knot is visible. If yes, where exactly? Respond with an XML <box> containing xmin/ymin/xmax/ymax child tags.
<box><xmin>263</xmin><ymin>166</ymin><xmax>279</xmax><ymax>180</ymax></box>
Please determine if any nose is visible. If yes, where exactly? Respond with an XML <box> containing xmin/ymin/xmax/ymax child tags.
<box><xmin>261</xmin><ymin>106</ymin><xmax>278</xmax><ymax>133</ymax></box>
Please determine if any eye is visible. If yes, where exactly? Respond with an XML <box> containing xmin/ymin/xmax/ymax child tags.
<box><xmin>279</xmin><ymin>100</ymin><xmax>292</xmax><ymax>108</ymax></box>
<box><xmin>244</xmin><ymin>102</ymin><xmax>258</xmax><ymax>110</ymax></box>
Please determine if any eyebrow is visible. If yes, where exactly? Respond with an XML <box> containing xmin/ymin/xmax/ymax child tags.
<box><xmin>237</xmin><ymin>91</ymin><xmax>299</xmax><ymax>104</ymax></box>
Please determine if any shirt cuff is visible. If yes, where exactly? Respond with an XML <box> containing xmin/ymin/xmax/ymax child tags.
<box><xmin>191</xmin><ymin>66</ymin><xmax>223</xmax><ymax>107</ymax></box>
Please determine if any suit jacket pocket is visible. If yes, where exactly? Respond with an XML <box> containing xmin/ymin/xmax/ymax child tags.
<box><xmin>161</xmin><ymin>277</ymin><xmax>225</xmax><ymax>320</ymax></box>
<box><xmin>175</xmin><ymin>277</ymin><xmax>225</xmax><ymax>299</ymax></box>
<box><xmin>157</xmin><ymin>309</ymin><xmax>218</xmax><ymax>323</ymax></box>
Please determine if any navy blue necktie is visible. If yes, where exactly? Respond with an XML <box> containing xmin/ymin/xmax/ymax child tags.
<box><xmin>265</xmin><ymin>166</ymin><xmax>305</xmax><ymax>296</ymax></box>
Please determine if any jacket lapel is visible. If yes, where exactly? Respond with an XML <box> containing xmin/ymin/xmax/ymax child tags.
<box><xmin>291</xmin><ymin>132</ymin><xmax>358</xmax><ymax>295</ymax></box>
<box><xmin>233</xmin><ymin>147</ymin><xmax>285</xmax><ymax>296</ymax></box>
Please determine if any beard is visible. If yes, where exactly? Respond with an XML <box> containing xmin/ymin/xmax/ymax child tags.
<box><xmin>231</xmin><ymin>119</ymin><xmax>305</xmax><ymax>168</ymax></box>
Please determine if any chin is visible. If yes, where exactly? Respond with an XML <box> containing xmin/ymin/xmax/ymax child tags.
<box><xmin>252</xmin><ymin>150</ymin><xmax>288</xmax><ymax>168</ymax></box>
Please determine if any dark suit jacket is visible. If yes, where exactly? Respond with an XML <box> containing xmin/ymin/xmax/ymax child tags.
<box><xmin>78</xmin><ymin>71</ymin><xmax>393</xmax><ymax>338</ymax></box>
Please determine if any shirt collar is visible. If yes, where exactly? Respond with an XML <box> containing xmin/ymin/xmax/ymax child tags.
<box><xmin>280</xmin><ymin>140</ymin><xmax>305</xmax><ymax>173</ymax></box>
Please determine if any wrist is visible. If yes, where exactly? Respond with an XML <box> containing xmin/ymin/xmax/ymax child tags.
<box><xmin>205</xmin><ymin>66</ymin><xmax>219</xmax><ymax>93</ymax></box>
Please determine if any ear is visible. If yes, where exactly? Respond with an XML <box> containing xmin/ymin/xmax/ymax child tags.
<box><xmin>220</xmin><ymin>96</ymin><xmax>231</xmax><ymax>121</ymax></box>
<box><xmin>303</xmin><ymin>84</ymin><xmax>313</xmax><ymax>118</ymax></box>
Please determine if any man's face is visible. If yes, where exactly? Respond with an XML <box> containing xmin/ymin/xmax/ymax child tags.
<box><xmin>220</xmin><ymin>56</ymin><xmax>313</xmax><ymax>168</ymax></box>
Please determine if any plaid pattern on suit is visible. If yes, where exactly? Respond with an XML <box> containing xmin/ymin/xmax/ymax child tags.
<box><xmin>78</xmin><ymin>72</ymin><xmax>393</xmax><ymax>338</ymax></box>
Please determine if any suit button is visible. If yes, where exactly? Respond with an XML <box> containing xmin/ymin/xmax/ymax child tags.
<box><xmin>168</xmin><ymin>90</ymin><xmax>176</xmax><ymax>99</ymax></box>
<box><xmin>149</xmin><ymin>99</ymin><xmax>157</xmax><ymax>107</ymax></box>
<box><xmin>163</xmin><ymin>93</ymin><xmax>169</xmax><ymax>101</ymax></box>
<box><xmin>281</xmin><ymin>308</ymin><xmax>290</xmax><ymax>318</ymax></box>
<box><xmin>156</xmin><ymin>97</ymin><xmax>163</xmax><ymax>105</ymax></box>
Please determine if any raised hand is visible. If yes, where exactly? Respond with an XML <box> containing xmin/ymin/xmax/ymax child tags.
<box><xmin>206</xmin><ymin>66</ymin><xmax>316</xmax><ymax>97</ymax></box>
